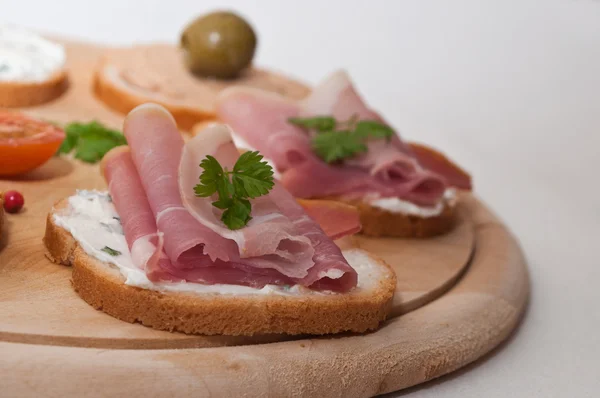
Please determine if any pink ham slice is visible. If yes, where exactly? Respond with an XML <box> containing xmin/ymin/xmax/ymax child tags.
<box><xmin>267</xmin><ymin>184</ymin><xmax>357</xmax><ymax>291</ymax></box>
<box><xmin>216</xmin><ymin>74</ymin><xmax>447</xmax><ymax>206</ymax></box>
<box><xmin>101</xmin><ymin>147</ymin><xmax>177</xmax><ymax>282</ymax></box>
<box><xmin>179</xmin><ymin>121</ymin><xmax>355</xmax><ymax>289</ymax></box>
<box><xmin>297</xmin><ymin>199</ymin><xmax>361</xmax><ymax>240</ymax></box>
<box><xmin>119</xmin><ymin>103</ymin><xmax>357</xmax><ymax>291</ymax></box>
<box><xmin>302</xmin><ymin>71</ymin><xmax>446</xmax><ymax>195</ymax></box>
<box><xmin>179</xmin><ymin>122</ymin><xmax>315</xmax><ymax>278</ymax></box>
<box><xmin>102</xmin><ymin>148</ymin><xmax>296</xmax><ymax>287</ymax></box>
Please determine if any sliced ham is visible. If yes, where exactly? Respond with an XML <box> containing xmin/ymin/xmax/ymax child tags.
<box><xmin>124</xmin><ymin>104</ymin><xmax>254</xmax><ymax>266</ymax></box>
<box><xmin>267</xmin><ymin>184</ymin><xmax>357</xmax><ymax>291</ymax></box>
<box><xmin>215</xmin><ymin>70</ymin><xmax>473</xmax><ymax>205</ymax></box>
<box><xmin>217</xmin><ymin>83</ymin><xmax>445</xmax><ymax>206</ymax></box>
<box><xmin>179</xmin><ymin>122</ymin><xmax>315</xmax><ymax>278</ymax></box>
<box><xmin>101</xmin><ymin>146</ymin><xmax>177</xmax><ymax>281</ymax></box>
<box><xmin>116</xmin><ymin>103</ymin><xmax>357</xmax><ymax>292</ymax></box>
<box><xmin>407</xmin><ymin>142</ymin><xmax>472</xmax><ymax>190</ymax></box>
<box><xmin>102</xmin><ymin>147</ymin><xmax>295</xmax><ymax>287</ymax></box>
<box><xmin>297</xmin><ymin>199</ymin><xmax>361</xmax><ymax>240</ymax></box>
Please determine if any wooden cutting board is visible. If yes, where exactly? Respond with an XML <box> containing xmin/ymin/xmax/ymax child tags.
<box><xmin>0</xmin><ymin>39</ymin><xmax>528</xmax><ymax>396</ymax></box>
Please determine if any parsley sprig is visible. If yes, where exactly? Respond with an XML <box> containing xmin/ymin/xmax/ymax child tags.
<box><xmin>58</xmin><ymin>121</ymin><xmax>127</xmax><ymax>163</ymax></box>
<box><xmin>288</xmin><ymin>116</ymin><xmax>394</xmax><ymax>163</ymax></box>
<box><xmin>194</xmin><ymin>151</ymin><xmax>275</xmax><ymax>230</ymax></box>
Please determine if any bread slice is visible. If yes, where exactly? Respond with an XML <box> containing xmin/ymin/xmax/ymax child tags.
<box><xmin>93</xmin><ymin>45</ymin><xmax>311</xmax><ymax>131</ymax></box>
<box><xmin>344</xmin><ymin>197</ymin><xmax>456</xmax><ymax>238</ymax></box>
<box><xmin>43</xmin><ymin>197</ymin><xmax>396</xmax><ymax>336</ymax></box>
<box><xmin>0</xmin><ymin>69</ymin><xmax>68</xmax><ymax>107</ymax></box>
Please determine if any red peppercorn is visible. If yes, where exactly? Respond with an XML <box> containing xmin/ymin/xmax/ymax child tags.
<box><xmin>3</xmin><ymin>190</ymin><xmax>24</xmax><ymax>214</ymax></box>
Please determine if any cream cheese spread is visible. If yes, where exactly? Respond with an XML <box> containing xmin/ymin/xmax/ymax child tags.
<box><xmin>53</xmin><ymin>190</ymin><xmax>379</xmax><ymax>296</ymax></box>
<box><xmin>0</xmin><ymin>26</ymin><xmax>65</xmax><ymax>82</ymax></box>
<box><xmin>368</xmin><ymin>188</ymin><xmax>456</xmax><ymax>217</ymax></box>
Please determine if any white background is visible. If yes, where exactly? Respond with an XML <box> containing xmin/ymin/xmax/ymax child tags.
<box><xmin>2</xmin><ymin>0</ymin><xmax>599</xmax><ymax>396</ymax></box>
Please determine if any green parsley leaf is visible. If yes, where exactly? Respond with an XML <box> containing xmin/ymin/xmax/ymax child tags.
<box><xmin>194</xmin><ymin>155</ymin><xmax>226</xmax><ymax>197</ymax></box>
<box><xmin>212</xmin><ymin>197</ymin><xmax>233</xmax><ymax>210</ymax></box>
<box><xmin>221</xmin><ymin>197</ymin><xmax>252</xmax><ymax>230</ymax></box>
<box><xmin>288</xmin><ymin>116</ymin><xmax>336</xmax><ymax>132</ymax></box>
<box><xmin>288</xmin><ymin>115</ymin><xmax>396</xmax><ymax>163</ymax></box>
<box><xmin>57</xmin><ymin>121</ymin><xmax>127</xmax><ymax>163</ymax></box>
<box><xmin>101</xmin><ymin>246</ymin><xmax>121</xmax><ymax>256</ymax></box>
<box><xmin>58</xmin><ymin>128</ymin><xmax>77</xmax><ymax>154</ymax></box>
<box><xmin>354</xmin><ymin>120</ymin><xmax>394</xmax><ymax>141</ymax></box>
<box><xmin>232</xmin><ymin>151</ymin><xmax>274</xmax><ymax>198</ymax></box>
<box><xmin>311</xmin><ymin>130</ymin><xmax>368</xmax><ymax>163</ymax></box>
<box><xmin>194</xmin><ymin>151</ymin><xmax>274</xmax><ymax>230</ymax></box>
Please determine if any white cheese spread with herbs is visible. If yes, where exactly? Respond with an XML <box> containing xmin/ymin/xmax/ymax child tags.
<box><xmin>0</xmin><ymin>26</ymin><xmax>65</xmax><ymax>82</ymax></box>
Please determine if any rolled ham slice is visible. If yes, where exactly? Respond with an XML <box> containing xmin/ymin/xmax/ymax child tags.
<box><xmin>101</xmin><ymin>146</ymin><xmax>176</xmax><ymax>281</ymax></box>
<box><xmin>102</xmin><ymin>147</ymin><xmax>296</xmax><ymax>287</ymax></box>
<box><xmin>117</xmin><ymin>103</ymin><xmax>357</xmax><ymax>291</ymax></box>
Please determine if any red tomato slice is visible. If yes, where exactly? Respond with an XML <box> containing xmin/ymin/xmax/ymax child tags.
<box><xmin>0</xmin><ymin>111</ymin><xmax>65</xmax><ymax>177</ymax></box>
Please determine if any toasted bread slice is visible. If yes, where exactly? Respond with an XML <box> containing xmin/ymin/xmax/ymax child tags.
<box><xmin>0</xmin><ymin>69</ymin><xmax>68</xmax><ymax>107</ymax></box>
<box><xmin>44</xmin><ymin>197</ymin><xmax>396</xmax><ymax>336</ymax></box>
<box><xmin>345</xmin><ymin>197</ymin><xmax>456</xmax><ymax>238</ymax></box>
<box><xmin>93</xmin><ymin>45</ymin><xmax>311</xmax><ymax>131</ymax></box>
<box><xmin>0</xmin><ymin>27</ymin><xmax>68</xmax><ymax>107</ymax></box>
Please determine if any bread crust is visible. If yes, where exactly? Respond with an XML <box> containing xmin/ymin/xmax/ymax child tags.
<box><xmin>0</xmin><ymin>69</ymin><xmax>68</xmax><ymax>107</ymax></box>
<box><xmin>44</xmin><ymin>199</ymin><xmax>396</xmax><ymax>336</ymax></box>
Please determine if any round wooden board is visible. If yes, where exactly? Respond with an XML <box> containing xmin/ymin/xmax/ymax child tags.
<box><xmin>0</xmin><ymin>195</ymin><xmax>528</xmax><ymax>397</ymax></box>
<box><xmin>0</xmin><ymin>38</ymin><xmax>528</xmax><ymax>396</ymax></box>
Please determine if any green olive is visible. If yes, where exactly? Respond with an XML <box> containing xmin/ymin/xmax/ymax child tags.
<box><xmin>181</xmin><ymin>11</ymin><xmax>257</xmax><ymax>79</ymax></box>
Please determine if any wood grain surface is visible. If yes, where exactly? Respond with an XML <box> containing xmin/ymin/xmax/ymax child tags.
<box><xmin>0</xmin><ymin>39</ymin><xmax>528</xmax><ymax>397</ymax></box>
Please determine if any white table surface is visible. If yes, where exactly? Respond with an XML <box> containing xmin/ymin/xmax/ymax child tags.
<box><xmin>2</xmin><ymin>0</ymin><xmax>599</xmax><ymax>396</ymax></box>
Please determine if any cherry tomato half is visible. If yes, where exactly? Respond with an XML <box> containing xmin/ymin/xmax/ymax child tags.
<box><xmin>0</xmin><ymin>111</ymin><xmax>65</xmax><ymax>177</ymax></box>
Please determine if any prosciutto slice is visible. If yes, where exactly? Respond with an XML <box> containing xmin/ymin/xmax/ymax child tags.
<box><xmin>102</xmin><ymin>148</ymin><xmax>297</xmax><ymax>287</ymax></box>
<box><xmin>216</xmin><ymin>70</ymin><xmax>471</xmax><ymax>206</ymax></box>
<box><xmin>112</xmin><ymin>103</ymin><xmax>357</xmax><ymax>291</ymax></box>
<box><xmin>101</xmin><ymin>146</ymin><xmax>176</xmax><ymax>281</ymax></box>
<box><xmin>179</xmin><ymin>123</ymin><xmax>316</xmax><ymax>278</ymax></box>
<box><xmin>297</xmin><ymin>199</ymin><xmax>361</xmax><ymax>240</ymax></box>
<box><xmin>267</xmin><ymin>184</ymin><xmax>357</xmax><ymax>291</ymax></box>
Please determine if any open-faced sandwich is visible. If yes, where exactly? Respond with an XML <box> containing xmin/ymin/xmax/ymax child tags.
<box><xmin>94</xmin><ymin>12</ymin><xmax>309</xmax><ymax>131</ymax></box>
<box><xmin>213</xmin><ymin>71</ymin><xmax>473</xmax><ymax>238</ymax></box>
<box><xmin>0</xmin><ymin>26</ymin><xmax>68</xmax><ymax>107</ymax></box>
<box><xmin>44</xmin><ymin>104</ymin><xmax>396</xmax><ymax>336</ymax></box>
